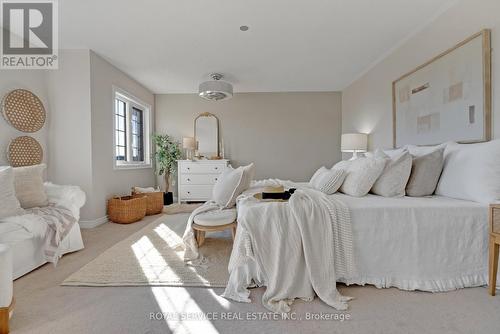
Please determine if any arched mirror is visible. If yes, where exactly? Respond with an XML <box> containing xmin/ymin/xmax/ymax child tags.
<box><xmin>194</xmin><ymin>112</ymin><xmax>219</xmax><ymax>159</ymax></box>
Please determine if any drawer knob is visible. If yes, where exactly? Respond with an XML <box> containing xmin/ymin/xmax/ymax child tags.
<box><xmin>187</xmin><ymin>167</ymin><xmax>191</xmax><ymax>170</ymax></box>
<box><xmin>187</xmin><ymin>178</ymin><xmax>191</xmax><ymax>181</ymax></box>
<box><xmin>214</xmin><ymin>167</ymin><xmax>218</xmax><ymax>170</ymax></box>
<box><xmin>215</xmin><ymin>178</ymin><xmax>218</xmax><ymax>181</ymax></box>
<box><xmin>187</xmin><ymin>191</ymin><xmax>191</xmax><ymax>194</ymax></box>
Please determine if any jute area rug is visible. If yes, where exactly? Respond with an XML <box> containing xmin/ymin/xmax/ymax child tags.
<box><xmin>62</xmin><ymin>213</ymin><xmax>232</xmax><ymax>287</ymax></box>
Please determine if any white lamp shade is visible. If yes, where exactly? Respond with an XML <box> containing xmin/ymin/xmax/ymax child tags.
<box><xmin>341</xmin><ymin>133</ymin><xmax>368</xmax><ymax>152</ymax></box>
<box><xmin>182</xmin><ymin>137</ymin><xmax>196</xmax><ymax>150</ymax></box>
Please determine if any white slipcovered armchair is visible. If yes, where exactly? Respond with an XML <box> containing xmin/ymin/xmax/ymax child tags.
<box><xmin>0</xmin><ymin>244</ymin><xmax>13</xmax><ymax>334</ymax></box>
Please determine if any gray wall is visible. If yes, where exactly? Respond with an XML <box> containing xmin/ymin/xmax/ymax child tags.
<box><xmin>342</xmin><ymin>0</ymin><xmax>500</xmax><ymax>150</ymax></box>
<box><xmin>89</xmin><ymin>51</ymin><xmax>156</xmax><ymax>221</ymax></box>
<box><xmin>155</xmin><ymin>92</ymin><xmax>342</xmax><ymax>183</ymax></box>
<box><xmin>46</xmin><ymin>50</ymin><xmax>94</xmax><ymax>220</ymax></box>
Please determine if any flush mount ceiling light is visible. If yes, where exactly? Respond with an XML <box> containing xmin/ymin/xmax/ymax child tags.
<box><xmin>239</xmin><ymin>25</ymin><xmax>249</xmax><ymax>31</ymax></box>
<box><xmin>198</xmin><ymin>73</ymin><xmax>233</xmax><ymax>101</ymax></box>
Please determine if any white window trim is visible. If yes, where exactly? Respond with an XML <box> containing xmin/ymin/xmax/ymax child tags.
<box><xmin>112</xmin><ymin>86</ymin><xmax>153</xmax><ymax>170</ymax></box>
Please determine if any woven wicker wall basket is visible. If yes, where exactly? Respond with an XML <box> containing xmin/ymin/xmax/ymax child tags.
<box><xmin>1</xmin><ymin>89</ymin><xmax>46</xmax><ymax>132</ymax></box>
<box><xmin>8</xmin><ymin>136</ymin><xmax>43</xmax><ymax>167</ymax></box>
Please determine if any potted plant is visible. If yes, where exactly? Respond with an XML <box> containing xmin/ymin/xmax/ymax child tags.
<box><xmin>153</xmin><ymin>134</ymin><xmax>182</xmax><ymax>205</ymax></box>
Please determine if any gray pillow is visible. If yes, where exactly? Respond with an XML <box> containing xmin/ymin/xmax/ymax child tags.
<box><xmin>371</xmin><ymin>149</ymin><xmax>412</xmax><ymax>197</ymax></box>
<box><xmin>406</xmin><ymin>148</ymin><xmax>444</xmax><ymax>197</ymax></box>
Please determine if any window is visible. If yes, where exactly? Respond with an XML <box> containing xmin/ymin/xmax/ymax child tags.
<box><xmin>113</xmin><ymin>87</ymin><xmax>151</xmax><ymax>169</ymax></box>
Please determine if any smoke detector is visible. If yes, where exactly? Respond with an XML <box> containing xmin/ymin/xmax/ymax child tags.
<box><xmin>198</xmin><ymin>73</ymin><xmax>233</xmax><ymax>101</ymax></box>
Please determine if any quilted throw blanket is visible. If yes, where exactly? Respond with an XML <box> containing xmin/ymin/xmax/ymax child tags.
<box><xmin>222</xmin><ymin>181</ymin><xmax>356</xmax><ymax>313</ymax></box>
<box><xmin>27</xmin><ymin>206</ymin><xmax>77</xmax><ymax>265</ymax></box>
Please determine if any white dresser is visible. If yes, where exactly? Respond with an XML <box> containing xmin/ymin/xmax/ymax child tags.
<box><xmin>177</xmin><ymin>159</ymin><xmax>229</xmax><ymax>203</ymax></box>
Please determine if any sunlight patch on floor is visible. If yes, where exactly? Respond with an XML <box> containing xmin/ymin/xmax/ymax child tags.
<box><xmin>152</xmin><ymin>287</ymin><xmax>220</xmax><ymax>334</ymax></box>
<box><xmin>131</xmin><ymin>235</ymin><xmax>180</xmax><ymax>281</ymax></box>
<box><xmin>154</xmin><ymin>223</ymin><xmax>184</xmax><ymax>249</ymax></box>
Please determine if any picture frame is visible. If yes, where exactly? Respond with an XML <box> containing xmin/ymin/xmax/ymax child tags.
<box><xmin>392</xmin><ymin>29</ymin><xmax>492</xmax><ymax>148</ymax></box>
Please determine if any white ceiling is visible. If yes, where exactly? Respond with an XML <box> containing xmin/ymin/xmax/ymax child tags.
<box><xmin>60</xmin><ymin>0</ymin><xmax>457</xmax><ymax>94</ymax></box>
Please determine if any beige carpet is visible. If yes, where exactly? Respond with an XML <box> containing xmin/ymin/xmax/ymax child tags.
<box><xmin>62</xmin><ymin>214</ymin><xmax>231</xmax><ymax>287</ymax></box>
<box><xmin>11</xmin><ymin>213</ymin><xmax>500</xmax><ymax>334</ymax></box>
<box><xmin>163</xmin><ymin>202</ymin><xmax>203</xmax><ymax>214</ymax></box>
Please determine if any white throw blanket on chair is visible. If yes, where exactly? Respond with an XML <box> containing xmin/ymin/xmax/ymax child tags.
<box><xmin>222</xmin><ymin>180</ymin><xmax>356</xmax><ymax>313</ymax></box>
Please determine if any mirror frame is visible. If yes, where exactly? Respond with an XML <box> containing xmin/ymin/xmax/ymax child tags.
<box><xmin>194</xmin><ymin>112</ymin><xmax>219</xmax><ymax>158</ymax></box>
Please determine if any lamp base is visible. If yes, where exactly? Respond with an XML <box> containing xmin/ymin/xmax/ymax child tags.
<box><xmin>349</xmin><ymin>151</ymin><xmax>363</xmax><ymax>160</ymax></box>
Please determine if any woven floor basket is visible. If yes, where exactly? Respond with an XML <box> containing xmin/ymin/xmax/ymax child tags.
<box><xmin>108</xmin><ymin>195</ymin><xmax>147</xmax><ymax>224</ymax></box>
<box><xmin>132</xmin><ymin>191</ymin><xmax>164</xmax><ymax>215</ymax></box>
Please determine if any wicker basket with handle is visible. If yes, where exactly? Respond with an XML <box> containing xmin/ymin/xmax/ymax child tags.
<box><xmin>132</xmin><ymin>190</ymin><xmax>164</xmax><ymax>215</ymax></box>
<box><xmin>107</xmin><ymin>195</ymin><xmax>147</xmax><ymax>224</ymax></box>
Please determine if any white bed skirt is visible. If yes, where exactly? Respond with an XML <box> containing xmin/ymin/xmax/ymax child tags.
<box><xmin>227</xmin><ymin>184</ymin><xmax>497</xmax><ymax>295</ymax></box>
<box><xmin>332</xmin><ymin>194</ymin><xmax>493</xmax><ymax>292</ymax></box>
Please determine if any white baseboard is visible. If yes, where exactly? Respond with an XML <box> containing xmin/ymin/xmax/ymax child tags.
<box><xmin>79</xmin><ymin>216</ymin><xmax>108</xmax><ymax>229</ymax></box>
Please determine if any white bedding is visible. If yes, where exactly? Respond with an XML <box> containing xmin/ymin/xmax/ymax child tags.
<box><xmin>332</xmin><ymin>193</ymin><xmax>490</xmax><ymax>291</ymax></box>
<box><xmin>223</xmin><ymin>180</ymin><xmax>356</xmax><ymax>313</ymax></box>
<box><xmin>226</xmin><ymin>180</ymin><xmax>493</xmax><ymax>308</ymax></box>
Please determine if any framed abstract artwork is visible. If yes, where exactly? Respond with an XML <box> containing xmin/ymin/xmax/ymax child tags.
<box><xmin>392</xmin><ymin>29</ymin><xmax>491</xmax><ymax>148</ymax></box>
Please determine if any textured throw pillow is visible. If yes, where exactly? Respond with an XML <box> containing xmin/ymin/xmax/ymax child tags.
<box><xmin>309</xmin><ymin>166</ymin><xmax>328</xmax><ymax>186</ymax></box>
<box><xmin>435</xmin><ymin>140</ymin><xmax>500</xmax><ymax>203</ymax></box>
<box><xmin>212</xmin><ymin>163</ymin><xmax>254</xmax><ymax>208</ymax></box>
<box><xmin>406</xmin><ymin>148</ymin><xmax>444</xmax><ymax>197</ymax></box>
<box><xmin>0</xmin><ymin>166</ymin><xmax>25</xmax><ymax>219</ymax></box>
<box><xmin>13</xmin><ymin>164</ymin><xmax>49</xmax><ymax>209</ymax></box>
<box><xmin>337</xmin><ymin>157</ymin><xmax>387</xmax><ymax>197</ymax></box>
<box><xmin>371</xmin><ymin>149</ymin><xmax>412</xmax><ymax>197</ymax></box>
<box><xmin>310</xmin><ymin>167</ymin><xmax>346</xmax><ymax>195</ymax></box>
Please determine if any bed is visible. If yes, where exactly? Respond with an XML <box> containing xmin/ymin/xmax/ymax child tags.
<box><xmin>223</xmin><ymin>181</ymin><xmax>494</xmax><ymax>311</ymax></box>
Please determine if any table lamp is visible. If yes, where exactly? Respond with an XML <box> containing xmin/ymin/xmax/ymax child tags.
<box><xmin>183</xmin><ymin>137</ymin><xmax>196</xmax><ymax>160</ymax></box>
<box><xmin>341</xmin><ymin>133</ymin><xmax>368</xmax><ymax>160</ymax></box>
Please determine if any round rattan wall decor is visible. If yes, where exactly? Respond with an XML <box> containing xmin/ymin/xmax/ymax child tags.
<box><xmin>1</xmin><ymin>89</ymin><xmax>46</xmax><ymax>133</ymax></box>
<box><xmin>8</xmin><ymin>136</ymin><xmax>43</xmax><ymax>167</ymax></box>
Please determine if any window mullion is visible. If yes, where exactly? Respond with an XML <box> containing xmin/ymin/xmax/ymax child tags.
<box><xmin>125</xmin><ymin>101</ymin><xmax>132</xmax><ymax>163</ymax></box>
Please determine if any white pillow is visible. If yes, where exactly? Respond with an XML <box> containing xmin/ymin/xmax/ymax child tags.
<box><xmin>383</xmin><ymin>148</ymin><xmax>406</xmax><ymax>158</ymax></box>
<box><xmin>13</xmin><ymin>164</ymin><xmax>49</xmax><ymax>209</ymax></box>
<box><xmin>435</xmin><ymin>140</ymin><xmax>500</xmax><ymax>203</ymax></box>
<box><xmin>0</xmin><ymin>166</ymin><xmax>24</xmax><ymax>219</ymax></box>
<box><xmin>240</xmin><ymin>163</ymin><xmax>255</xmax><ymax>193</ymax></box>
<box><xmin>371</xmin><ymin>149</ymin><xmax>412</xmax><ymax>197</ymax></box>
<box><xmin>309</xmin><ymin>166</ymin><xmax>328</xmax><ymax>186</ymax></box>
<box><xmin>212</xmin><ymin>163</ymin><xmax>254</xmax><ymax>208</ymax></box>
<box><xmin>336</xmin><ymin>157</ymin><xmax>387</xmax><ymax>197</ymax></box>
<box><xmin>310</xmin><ymin>167</ymin><xmax>346</xmax><ymax>195</ymax></box>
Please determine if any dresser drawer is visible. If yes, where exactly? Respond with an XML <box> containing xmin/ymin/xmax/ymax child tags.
<box><xmin>180</xmin><ymin>163</ymin><xmax>224</xmax><ymax>174</ymax></box>
<box><xmin>180</xmin><ymin>185</ymin><xmax>213</xmax><ymax>200</ymax></box>
<box><xmin>181</xmin><ymin>174</ymin><xmax>220</xmax><ymax>185</ymax></box>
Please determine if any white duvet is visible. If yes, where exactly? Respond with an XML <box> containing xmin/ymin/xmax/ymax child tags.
<box><xmin>222</xmin><ymin>180</ymin><xmax>356</xmax><ymax>313</ymax></box>
<box><xmin>222</xmin><ymin>180</ymin><xmax>494</xmax><ymax>313</ymax></box>
<box><xmin>334</xmin><ymin>193</ymin><xmax>491</xmax><ymax>291</ymax></box>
